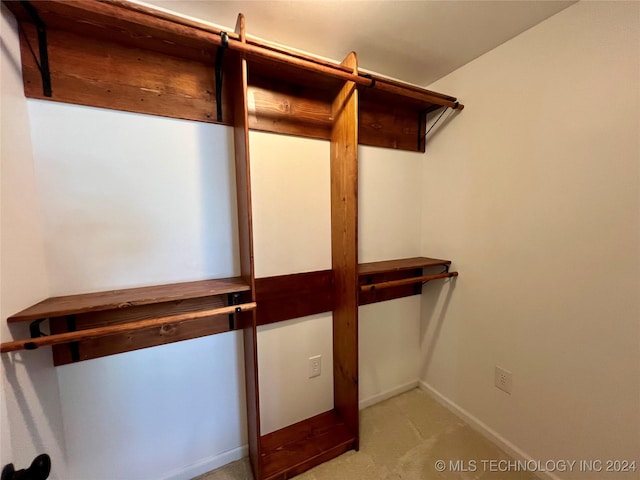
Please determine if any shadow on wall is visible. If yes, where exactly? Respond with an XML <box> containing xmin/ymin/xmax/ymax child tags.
<box><xmin>0</xmin><ymin>40</ymin><xmax>20</xmax><ymax>78</ymax></box>
<box><xmin>2</xmin><ymin>328</ymin><xmax>67</xmax><ymax>471</ymax></box>
<box><xmin>423</xmin><ymin>108</ymin><xmax>461</xmax><ymax>147</ymax></box>
<box><xmin>418</xmin><ymin>277</ymin><xmax>457</xmax><ymax>379</ymax></box>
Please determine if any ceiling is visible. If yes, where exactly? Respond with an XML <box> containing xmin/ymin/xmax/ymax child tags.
<box><xmin>142</xmin><ymin>0</ymin><xmax>575</xmax><ymax>86</ymax></box>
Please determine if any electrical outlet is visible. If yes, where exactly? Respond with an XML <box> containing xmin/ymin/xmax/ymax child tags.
<box><xmin>495</xmin><ymin>366</ymin><xmax>512</xmax><ymax>394</ymax></box>
<box><xmin>309</xmin><ymin>355</ymin><xmax>321</xmax><ymax>378</ymax></box>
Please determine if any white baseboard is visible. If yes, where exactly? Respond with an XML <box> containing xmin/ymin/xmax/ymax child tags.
<box><xmin>360</xmin><ymin>380</ymin><xmax>419</xmax><ymax>410</ymax></box>
<box><xmin>418</xmin><ymin>381</ymin><xmax>560</xmax><ymax>480</ymax></box>
<box><xmin>160</xmin><ymin>444</ymin><xmax>248</xmax><ymax>480</ymax></box>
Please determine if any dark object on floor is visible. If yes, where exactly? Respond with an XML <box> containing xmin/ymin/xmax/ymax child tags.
<box><xmin>1</xmin><ymin>454</ymin><xmax>51</xmax><ymax>480</ymax></box>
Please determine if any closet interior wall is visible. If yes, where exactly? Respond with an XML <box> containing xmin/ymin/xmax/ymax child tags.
<box><xmin>1</xmin><ymin>2</ymin><xmax>462</xmax><ymax>479</ymax></box>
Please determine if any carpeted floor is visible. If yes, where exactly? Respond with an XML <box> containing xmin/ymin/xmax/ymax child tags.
<box><xmin>195</xmin><ymin>388</ymin><xmax>538</xmax><ymax>479</ymax></box>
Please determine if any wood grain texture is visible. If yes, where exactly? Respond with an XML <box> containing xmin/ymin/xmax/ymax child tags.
<box><xmin>243</xmin><ymin>313</ymin><xmax>261</xmax><ymax>479</ymax></box>
<box><xmin>247</xmin><ymin>75</ymin><xmax>333</xmax><ymax>142</ymax></box>
<box><xmin>49</xmin><ymin>296</ymin><xmax>229</xmax><ymax>365</ymax></box>
<box><xmin>0</xmin><ymin>303</ymin><xmax>256</xmax><ymax>353</ymax></box>
<box><xmin>230</xmin><ymin>56</ymin><xmax>255</xmax><ymax>290</ymax></box>
<box><xmin>9</xmin><ymin>1</ymin><xmax>462</xmax><ymax>153</ymax></box>
<box><xmin>359</xmin><ymin>95</ymin><xmax>426</xmax><ymax>152</ymax></box>
<box><xmin>247</xmin><ymin>74</ymin><xmax>428</xmax><ymax>152</ymax></box>
<box><xmin>230</xmin><ymin>14</ymin><xmax>262</xmax><ymax>480</ymax></box>
<box><xmin>7</xmin><ymin>0</ymin><xmax>223</xmax><ymax>60</ymax></box>
<box><xmin>260</xmin><ymin>409</ymin><xmax>356</xmax><ymax>480</ymax></box>
<box><xmin>358</xmin><ymin>257</ymin><xmax>451</xmax><ymax>276</ymax></box>
<box><xmin>330</xmin><ymin>51</ymin><xmax>360</xmax><ymax>445</ymax></box>
<box><xmin>17</xmin><ymin>22</ymin><xmax>229</xmax><ymax>125</ymax></box>
<box><xmin>8</xmin><ymin>277</ymin><xmax>249</xmax><ymax>323</ymax></box>
<box><xmin>255</xmin><ymin>270</ymin><xmax>333</xmax><ymax>326</ymax></box>
<box><xmin>358</xmin><ymin>258</ymin><xmax>454</xmax><ymax>305</ymax></box>
<box><xmin>359</xmin><ymin>268</ymin><xmax>424</xmax><ymax>306</ymax></box>
<box><xmin>7</xmin><ymin>1</ymin><xmax>462</xmax><ymax>108</ymax></box>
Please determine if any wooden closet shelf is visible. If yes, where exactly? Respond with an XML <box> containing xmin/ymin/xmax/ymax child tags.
<box><xmin>7</xmin><ymin>1</ymin><xmax>462</xmax><ymax>152</ymax></box>
<box><xmin>359</xmin><ymin>257</ymin><xmax>457</xmax><ymax>306</ymax></box>
<box><xmin>5</xmin><ymin>0</ymin><xmax>226</xmax><ymax>61</ymax></box>
<box><xmin>8</xmin><ymin>277</ymin><xmax>250</xmax><ymax>323</ymax></box>
<box><xmin>0</xmin><ymin>302</ymin><xmax>257</xmax><ymax>354</ymax></box>
<box><xmin>260</xmin><ymin>409</ymin><xmax>356</xmax><ymax>480</ymax></box>
<box><xmin>358</xmin><ymin>257</ymin><xmax>452</xmax><ymax>276</ymax></box>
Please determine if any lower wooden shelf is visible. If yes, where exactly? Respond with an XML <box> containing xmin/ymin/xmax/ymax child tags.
<box><xmin>1</xmin><ymin>277</ymin><xmax>253</xmax><ymax>365</ymax></box>
<box><xmin>359</xmin><ymin>257</ymin><xmax>456</xmax><ymax>306</ymax></box>
<box><xmin>260</xmin><ymin>409</ymin><xmax>357</xmax><ymax>480</ymax></box>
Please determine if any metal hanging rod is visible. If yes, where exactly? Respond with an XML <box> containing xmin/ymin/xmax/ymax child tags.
<box><xmin>102</xmin><ymin>1</ymin><xmax>464</xmax><ymax>110</ymax></box>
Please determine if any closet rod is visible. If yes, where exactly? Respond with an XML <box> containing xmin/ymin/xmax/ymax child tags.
<box><xmin>0</xmin><ymin>302</ymin><xmax>257</xmax><ymax>353</ymax></box>
<box><xmin>103</xmin><ymin>1</ymin><xmax>464</xmax><ymax>110</ymax></box>
<box><xmin>360</xmin><ymin>272</ymin><xmax>458</xmax><ymax>292</ymax></box>
<box><xmin>107</xmin><ymin>0</ymin><xmax>241</xmax><ymax>40</ymax></box>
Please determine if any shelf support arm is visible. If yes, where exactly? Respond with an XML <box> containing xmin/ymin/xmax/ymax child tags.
<box><xmin>20</xmin><ymin>1</ymin><xmax>52</xmax><ymax>97</ymax></box>
<box><xmin>26</xmin><ymin>318</ymin><xmax>48</xmax><ymax>350</ymax></box>
<box><xmin>214</xmin><ymin>32</ymin><xmax>229</xmax><ymax>122</ymax></box>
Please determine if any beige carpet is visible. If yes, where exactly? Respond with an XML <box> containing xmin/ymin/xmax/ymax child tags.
<box><xmin>196</xmin><ymin>388</ymin><xmax>537</xmax><ymax>480</ymax></box>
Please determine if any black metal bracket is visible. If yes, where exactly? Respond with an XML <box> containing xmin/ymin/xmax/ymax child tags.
<box><xmin>28</xmin><ymin>318</ymin><xmax>47</xmax><ymax>340</ymax></box>
<box><xmin>20</xmin><ymin>1</ymin><xmax>52</xmax><ymax>97</ymax></box>
<box><xmin>362</xmin><ymin>73</ymin><xmax>376</xmax><ymax>88</ymax></box>
<box><xmin>228</xmin><ymin>292</ymin><xmax>240</xmax><ymax>330</ymax></box>
<box><xmin>418</xmin><ymin>109</ymin><xmax>426</xmax><ymax>151</ymax></box>
<box><xmin>422</xmin><ymin>106</ymin><xmax>449</xmax><ymax>140</ymax></box>
<box><xmin>25</xmin><ymin>318</ymin><xmax>48</xmax><ymax>350</ymax></box>
<box><xmin>214</xmin><ymin>32</ymin><xmax>229</xmax><ymax>122</ymax></box>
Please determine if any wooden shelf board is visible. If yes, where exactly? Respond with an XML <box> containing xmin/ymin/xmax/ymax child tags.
<box><xmin>8</xmin><ymin>277</ymin><xmax>250</xmax><ymax>323</ymax></box>
<box><xmin>255</xmin><ymin>270</ymin><xmax>334</xmax><ymax>326</ymax></box>
<box><xmin>6</xmin><ymin>1</ymin><xmax>457</xmax><ymax>112</ymax></box>
<box><xmin>5</xmin><ymin>0</ymin><xmax>222</xmax><ymax>62</ymax></box>
<box><xmin>7</xmin><ymin>1</ymin><xmax>459</xmax><ymax>153</ymax></box>
<box><xmin>260</xmin><ymin>409</ymin><xmax>356</xmax><ymax>480</ymax></box>
<box><xmin>358</xmin><ymin>257</ymin><xmax>451</xmax><ymax>276</ymax></box>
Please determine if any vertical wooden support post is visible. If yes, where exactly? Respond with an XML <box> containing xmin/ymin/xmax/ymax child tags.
<box><xmin>330</xmin><ymin>51</ymin><xmax>359</xmax><ymax>447</ymax></box>
<box><xmin>230</xmin><ymin>13</ymin><xmax>261</xmax><ymax>479</ymax></box>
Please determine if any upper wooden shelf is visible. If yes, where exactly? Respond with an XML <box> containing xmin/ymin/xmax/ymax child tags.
<box><xmin>5</xmin><ymin>0</ymin><xmax>459</xmax><ymax>108</ymax></box>
<box><xmin>5</xmin><ymin>0</ymin><xmax>463</xmax><ymax>152</ymax></box>
<box><xmin>5</xmin><ymin>0</ymin><xmax>227</xmax><ymax>62</ymax></box>
<box><xmin>358</xmin><ymin>257</ymin><xmax>451</xmax><ymax>276</ymax></box>
<box><xmin>8</xmin><ymin>277</ymin><xmax>250</xmax><ymax>323</ymax></box>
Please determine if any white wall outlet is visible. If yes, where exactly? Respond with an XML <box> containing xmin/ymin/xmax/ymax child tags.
<box><xmin>309</xmin><ymin>355</ymin><xmax>322</xmax><ymax>378</ymax></box>
<box><xmin>495</xmin><ymin>366</ymin><xmax>512</xmax><ymax>394</ymax></box>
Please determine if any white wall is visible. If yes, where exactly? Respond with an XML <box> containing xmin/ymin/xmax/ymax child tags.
<box><xmin>2</xmin><ymin>83</ymin><xmax>426</xmax><ymax>480</ymax></box>
<box><xmin>420</xmin><ymin>2</ymin><xmax>640</xmax><ymax>479</ymax></box>
<box><xmin>24</xmin><ymin>100</ymin><xmax>247</xmax><ymax>480</ymax></box>
<box><xmin>251</xmin><ymin>133</ymin><xmax>424</xmax><ymax>432</ymax></box>
<box><xmin>358</xmin><ymin>146</ymin><xmax>423</xmax><ymax>406</ymax></box>
<box><xmin>1</xmin><ymin>7</ymin><xmax>67</xmax><ymax>478</ymax></box>
<box><xmin>28</xmin><ymin>102</ymin><xmax>239</xmax><ymax>294</ymax></box>
<box><xmin>250</xmin><ymin>132</ymin><xmax>334</xmax><ymax>434</ymax></box>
